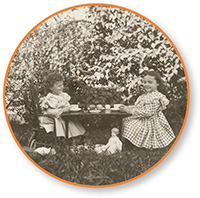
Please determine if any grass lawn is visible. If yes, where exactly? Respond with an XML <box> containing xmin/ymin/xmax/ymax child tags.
<box><xmin>10</xmin><ymin>122</ymin><xmax>175</xmax><ymax>186</ymax></box>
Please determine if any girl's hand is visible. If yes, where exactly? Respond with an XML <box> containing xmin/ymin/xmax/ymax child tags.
<box><xmin>55</xmin><ymin>109</ymin><xmax>63</xmax><ymax>118</ymax></box>
<box><xmin>124</xmin><ymin>106</ymin><xmax>133</xmax><ymax>114</ymax></box>
<box><xmin>61</xmin><ymin>106</ymin><xmax>70</xmax><ymax>113</ymax></box>
<box><xmin>46</xmin><ymin>108</ymin><xmax>63</xmax><ymax>118</ymax></box>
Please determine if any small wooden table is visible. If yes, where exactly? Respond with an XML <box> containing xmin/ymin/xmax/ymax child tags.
<box><xmin>61</xmin><ymin>110</ymin><xmax>131</xmax><ymax>138</ymax></box>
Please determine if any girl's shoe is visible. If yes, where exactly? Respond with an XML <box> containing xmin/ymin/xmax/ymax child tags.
<box><xmin>78</xmin><ymin>135</ymin><xmax>86</xmax><ymax>145</ymax></box>
<box><xmin>69</xmin><ymin>137</ymin><xmax>76</xmax><ymax>147</ymax></box>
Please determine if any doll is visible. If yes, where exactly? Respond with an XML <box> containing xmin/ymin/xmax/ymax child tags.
<box><xmin>95</xmin><ymin>128</ymin><xmax>122</xmax><ymax>155</ymax></box>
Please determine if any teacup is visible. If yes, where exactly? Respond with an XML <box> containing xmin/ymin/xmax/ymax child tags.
<box><xmin>70</xmin><ymin>104</ymin><xmax>79</xmax><ymax>109</ymax></box>
<box><xmin>97</xmin><ymin>104</ymin><xmax>103</xmax><ymax>110</ymax></box>
<box><xmin>89</xmin><ymin>104</ymin><xmax>96</xmax><ymax>110</ymax></box>
<box><xmin>105</xmin><ymin>104</ymin><xmax>111</xmax><ymax>113</ymax></box>
<box><xmin>105</xmin><ymin>104</ymin><xmax>111</xmax><ymax>109</ymax></box>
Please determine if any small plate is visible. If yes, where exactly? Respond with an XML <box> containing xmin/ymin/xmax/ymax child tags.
<box><xmin>111</xmin><ymin>108</ymin><xmax>119</xmax><ymax>111</ymax></box>
<box><xmin>89</xmin><ymin>110</ymin><xmax>101</xmax><ymax>113</ymax></box>
<box><xmin>96</xmin><ymin>107</ymin><xmax>105</xmax><ymax>110</ymax></box>
<box><xmin>70</xmin><ymin>108</ymin><xmax>81</xmax><ymax>112</ymax></box>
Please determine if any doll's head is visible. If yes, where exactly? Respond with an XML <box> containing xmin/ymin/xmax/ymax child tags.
<box><xmin>143</xmin><ymin>71</ymin><xmax>164</xmax><ymax>93</ymax></box>
<box><xmin>46</xmin><ymin>72</ymin><xmax>64</xmax><ymax>95</ymax></box>
<box><xmin>111</xmin><ymin>128</ymin><xmax>119</xmax><ymax>137</ymax></box>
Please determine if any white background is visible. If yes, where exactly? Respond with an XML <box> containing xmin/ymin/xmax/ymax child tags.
<box><xmin>0</xmin><ymin>0</ymin><xmax>199</xmax><ymax>197</ymax></box>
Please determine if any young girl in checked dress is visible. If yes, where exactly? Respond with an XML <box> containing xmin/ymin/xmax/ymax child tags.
<box><xmin>121</xmin><ymin>71</ymin><xmax>175</xmax><ymax>149</ymax></box>
<box><xmin>39</xmin><ymin>72</ymin><xmax>85</xmax><ymax>143</ymax></box>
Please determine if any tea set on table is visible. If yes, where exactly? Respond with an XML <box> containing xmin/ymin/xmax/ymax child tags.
<box><xmin>69</xmin><ymin>104</ymin><xmax>124</xmax><ymax>113</ymax></box>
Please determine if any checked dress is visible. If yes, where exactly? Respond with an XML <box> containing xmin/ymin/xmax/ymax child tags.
<box><xmin>122</xmin><ymin>91</ymin><xmax>175</xmax><ymax>149</ymax></box>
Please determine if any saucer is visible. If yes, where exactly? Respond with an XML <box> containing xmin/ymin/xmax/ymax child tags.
<box><xmin>110</xmin><ymin>107</ymin><xmax>119</xmax><ymax>111</ymax></box>
<box><xmin>89</xmin><ymin>110</ymin><xmax>101</xmax><ymax>113</ymax></box>
<box><xmin>70</xmin><ymin>108</ymin><xmax>81</xmax><ymax>112</ymax></box>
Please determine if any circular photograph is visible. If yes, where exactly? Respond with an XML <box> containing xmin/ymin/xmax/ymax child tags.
<box><xmin>3</xmin><ymin>4</ymin><xmax>189</xmax><ymax>187</ymax></box>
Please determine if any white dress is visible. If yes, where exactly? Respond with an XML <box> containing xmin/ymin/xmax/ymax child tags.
<box><xmin>104</xmin><ymin>135</ymin><xmax>122</xmax><ymax>154</ymax></box>
<box><xmin>95</xmin><ymin>135</ymin><xmax>122</xmax><ymax>155</ymax></box>
<box><xmin>39</xmin><ymin>92</ymin><xmax>85</xmax><ymax>138</ymax></box>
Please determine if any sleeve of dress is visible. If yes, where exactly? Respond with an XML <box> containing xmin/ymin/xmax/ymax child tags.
<box><xmin>62</xmin><ymin>92</ymin><xmax>71</xmax><ymax>102</ymax></box>
<box><xmin>62</xmin><ymin>92</ymin><xmax>71</xmax><ymax>107</ymax></box>
<box><xmin>132</xmin><ymin>100</ymin><xmax>160</xmax><ymax>118</ymax></box>
<box><xmin>40</xmin><ymin>94</ymin><xmax>58</xmax><ymax>110</ymax></box>
<box><xmin>159</xmin><ymin>94</ymin><xmax>169</xmax><ymax>110</ymax></box>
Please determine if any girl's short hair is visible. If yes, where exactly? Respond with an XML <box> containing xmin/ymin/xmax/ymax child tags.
<box><xmin>145</xmin><ymin>71</ymin><xmax>162</xmax><ymax>84</ymax></box>
<box><xmin>144</xmin><ymin>71</ymin><xmax>165</xmax><ymax>93</ymax></box>
<box><xmin>46</xmin><ymin>71</ymin><xmax>63</xmax><ymax>91</ymax></box>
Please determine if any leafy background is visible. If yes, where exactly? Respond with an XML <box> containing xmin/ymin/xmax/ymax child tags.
<box><xmin>5</xmin><ymin>6</ymin><xmax>187</xmax><ymax>135</ymax></box>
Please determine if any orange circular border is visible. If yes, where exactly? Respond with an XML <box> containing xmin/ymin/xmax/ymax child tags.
<box><xmin>3</xmin><ymin>3</ymin><xmax>190</xmax><ymax>188</ymax></box>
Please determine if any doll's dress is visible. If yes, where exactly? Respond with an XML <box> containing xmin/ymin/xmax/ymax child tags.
<box><xmin>95</xmin><ymin>135</ymin><xmax>122</xmax><ymax>155</ymax></box>
<box><xmin>39</xmin><ymin>92</ymin><xmax>85</xmax><ymax>138</ymax></box>
<box><xmin>122</xmin><ymin>91</ymin><xmax>175</xmax><ymax>149</ymax></box>
<box><xmin>105</xmin><ymin>135</ymin><xmax>122</xmax><ymax>154</ymax></box>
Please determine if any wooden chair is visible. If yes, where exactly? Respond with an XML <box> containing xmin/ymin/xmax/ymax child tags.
<box><xmin>25</xmin><ymin>80</ymin><xmax>57</xmax><ymax>149</ymax></box>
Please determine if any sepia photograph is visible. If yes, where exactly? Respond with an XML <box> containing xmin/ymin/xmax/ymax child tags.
<box><xmin>3</xmin><ymin>4</ymin><xmax>189</xmax><ymax>187</ymax></box>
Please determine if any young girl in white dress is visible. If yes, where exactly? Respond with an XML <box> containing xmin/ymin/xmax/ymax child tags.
<box><xmin>120</xmin><ymin>71</ymin><xmax>175</xmax><ymax>149</ymax></box>
<box><xmin>39</xmin><ymin>72</ymin><xmax>85</xmax><ymax>143</ymax></box>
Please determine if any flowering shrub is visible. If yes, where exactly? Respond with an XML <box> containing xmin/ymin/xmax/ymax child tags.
<box><xmin>65</xmin><ymin>74</ymin><xmax>123</xmax><ymax>106</ymax></box>
<box><xmin>5</xmin><ymin>6</ymin><xmax>187</xmax><ymax>127</ymax></box>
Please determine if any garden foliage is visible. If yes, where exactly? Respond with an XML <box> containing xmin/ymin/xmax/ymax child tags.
<box><xmin>5</xmin><ymin>6</ymin><xmax>187</xmax><ymax>132</ymax></box>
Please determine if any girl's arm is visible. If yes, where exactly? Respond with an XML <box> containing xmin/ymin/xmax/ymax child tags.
<box><xmin>133</xmin><ymin>94</ymin><xmax>170</xmax><ymax>118</ymax></box>
<box><xmin>46</xmin><ymin>105</ymin><xmax>70</xmax><ymax>118</ymax></box>
<box><xmin>60</xmin><ymin>105</ymin><xmax>70</xmax><ymax>113</ymax></box>
<box><xmin>120</xmin><ymin>102</ymin><xmax>159</xmax><ymax>117</ymax></box>
<box><xmin>132</xmin><ymin>101</ymin><xmax>160</xmax><ymax>118</ymax></box>
<box><xmin>119</xmin><ymin>105</ymin><xmax>133</xmax><ymax>114</ymax></box>
<box><xmin>124</xmin><ymin>106</ymin><xmax>134</xmax><ymax>114</ymax></box>
<box><xmin>46</xmin><ymin>108</ymin><xmax>63</xmax><ymax>118</ymax></box>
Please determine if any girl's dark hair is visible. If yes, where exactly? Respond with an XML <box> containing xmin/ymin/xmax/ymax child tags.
<box><xmin>144</xmin><ymin>71</ymin><xmax>166</xmax><ymax>93</ymax></box>
<box><xmin>46</xmin><ymin>71</ymin><xmax>63</xmax><ymax>92</ymax></box>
